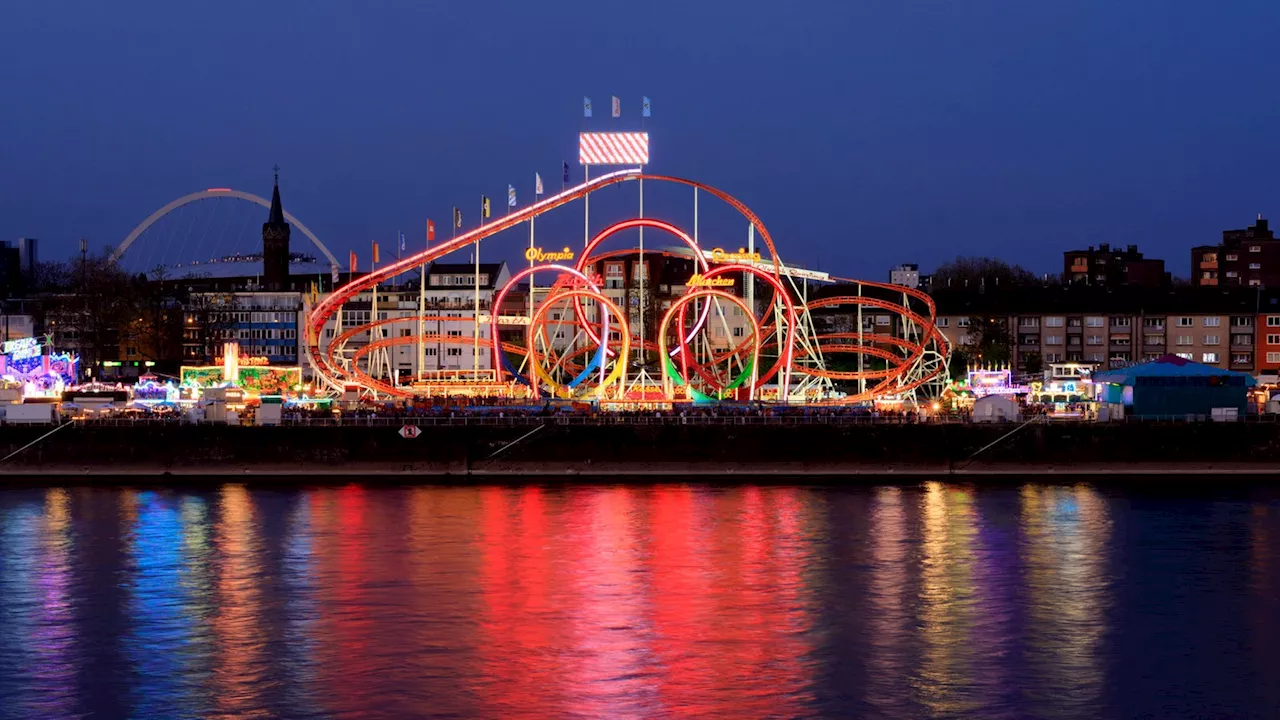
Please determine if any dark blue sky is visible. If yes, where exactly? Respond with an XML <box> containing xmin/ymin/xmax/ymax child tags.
<box><xmin>3</xmin><ymin>0</ymin><xmax>1280</xmax><ymax>280</ymax></box>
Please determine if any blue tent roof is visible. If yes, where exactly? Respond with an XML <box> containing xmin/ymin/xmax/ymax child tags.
<box><xmin>1092</xmin><ymin>354</ymin><xmax>1257</xmax><ymax>386</ymax></box>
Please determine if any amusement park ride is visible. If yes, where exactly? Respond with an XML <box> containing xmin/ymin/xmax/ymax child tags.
<box><xmin>302</xmin><ymin>130</ymin><xmax>951</xmax><ymax>407</ymax></box>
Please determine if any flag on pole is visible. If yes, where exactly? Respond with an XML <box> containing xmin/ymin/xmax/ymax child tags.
<box><xmin>399</xmin><ymin>232</ymin><xmax>406</xmax><ymax>253</ymax></box>
<box><xmin>331</xmin><ymin>264</ymin><xmax>339</xmax><ymax>285</ymax></box>
<box><xmin>611</xmin><ymin>96</ymin><xmax>620</xmax><ymax>117</ymax></box>
<box><xmin>642</xmin><ymin>96</ymin><xmax>651</xmax><ymax>118</ymax></box>
<box><xmin>562</xmin><ymin>161</ymin><xmax>569</xmax><ymax>183</ymax></box>
<box><xmin>349</xmin><ymin>251</ymin><xmax>357</xmax><ymax>274</ymax></box>
<box><xmin>481</xmin><ymin>196</ymin><xmax>491</xmax><ymax>219</ymax></box>
<box><xmin>372</xmin><ymin>241</ymin><xmax>380</xmax><ymax>265</ymax></box>
<box><xmin>426</xmin><ymin>219</ymin><xmax>436</xmax><ymax>243</ymax></box>
<box><xmin>453</xmin><ymin>207</ymin><xmax>462</xmax><ymax>228</ymax></box>
<box><xmin>583</xmin><ymin>97</ymin><xmax>592</xmax><ymax>118</ymax></box>
<box><xmin>507</xmin><ymin>185</ymin><xmax>516</xmax><ymax>208</ymax></box>
<box><xmin>535</xmin><ymin>173</ymin><xmax>544</xmax><ymax>196</ymax></box>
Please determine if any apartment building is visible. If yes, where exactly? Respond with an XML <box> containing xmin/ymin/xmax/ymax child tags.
<box><xmin>1192</xmin><ymin>216</ymin><xmax>1280</xmax><ymax>288</ymax></box>
<box><xmin>934</xmin><ymin>286</ymin><xmax>1271</xmax><ymax>374</ymax></box>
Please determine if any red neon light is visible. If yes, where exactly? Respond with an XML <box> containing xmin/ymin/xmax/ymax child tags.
<box><xmin>206</xmin><ymin>188</ymin><xmax>232</xmax><ymax>192</ymax></box>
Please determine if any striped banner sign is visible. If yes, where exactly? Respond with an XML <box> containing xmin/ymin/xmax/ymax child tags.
<box><xmin>579</xmin><ymin>132</ymin><xmax>649</xmax><ymax>166</ymax></box>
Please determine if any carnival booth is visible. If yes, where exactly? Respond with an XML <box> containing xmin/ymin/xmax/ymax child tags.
<box><xmin>0</xmin><ymin>336</ymin><xmax>78</xmax><ymax>401</ymax></box>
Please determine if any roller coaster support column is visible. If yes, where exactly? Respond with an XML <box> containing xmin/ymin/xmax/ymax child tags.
<box><xmin>638</xmin><ymin>174</ymin><xmax>645</xmax><ymax>367</ymax></box>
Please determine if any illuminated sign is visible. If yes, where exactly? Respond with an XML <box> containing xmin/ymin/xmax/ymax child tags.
<box><xmin>525</xmin><ymin>246</ymin><xmax>576</xmax><ymax>263</ymax></box>
<box><xmin>710</xmin><ymin>248</ymin><xmax>764</xmax><ymax>263</ymax></box>
<box><xmin>214</xmin><ymin>355</ymin><xmax>269</xmax><ymax>367</ymax></box>
<box><xmin>478</xmin><ymin>313</ymin><xmax>532</xmax><ymax>325</ymax></box>
<box><xmin>685</xmin><ymin>274</ymin><xmax>735</xmax><ymax>288</ymax></box>
<box><xmin>578</xmin><ymin>132</ymin><xmax>650</xmax><ymax>165</ymax></box>
<box><xmin>1</xmin><ymin>337</ymin><xmax>40</xmax><ymax>360</ymax></box>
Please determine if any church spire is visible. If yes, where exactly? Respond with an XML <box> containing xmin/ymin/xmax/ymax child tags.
<box><xmin>268</xmin><ymin>164</ymin><xmax>285</xmax><ymax>225</ymax></box>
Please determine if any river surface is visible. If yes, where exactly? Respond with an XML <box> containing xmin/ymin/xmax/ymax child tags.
<box><xmin>0</xmin><ymin>483</ymin><xmax>1278</xmax><ymax>719</ymax></box>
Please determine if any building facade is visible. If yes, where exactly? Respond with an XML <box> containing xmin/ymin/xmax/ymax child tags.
<box><xmin>1063</xmin><ymin>243</ymin><xmax>1166</xmax><ymax>287</ymax></box>
<box><xmin>1192</xmin><ymin>216</ymin><xmax>1280</xmax><ymax>288</ymax></box>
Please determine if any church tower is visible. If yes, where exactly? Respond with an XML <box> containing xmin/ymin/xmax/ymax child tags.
<box><xmin>262</xmin><ymin>166</ymin><xmax>291</xmax><ymax>291</ymax></box>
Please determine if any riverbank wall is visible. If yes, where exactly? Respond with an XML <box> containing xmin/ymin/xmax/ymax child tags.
<box><xmin>3</xmin><ymin>421</ymin><xmax>1280</xmax><ymax>480</ymax></box>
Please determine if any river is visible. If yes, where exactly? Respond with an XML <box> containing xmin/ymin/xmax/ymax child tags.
<box><xmin>0</xmin><ymin>483</ymin><xmax>1277</xmax><ymax>719</ymax></box>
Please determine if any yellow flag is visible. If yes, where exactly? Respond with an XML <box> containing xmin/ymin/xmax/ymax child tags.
<box><xmin>482</xmin><ymin>196</ymin><xmax>491</xmax><ymax>219</ymax></box>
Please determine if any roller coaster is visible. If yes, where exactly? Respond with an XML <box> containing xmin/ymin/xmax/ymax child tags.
<box><xmin>305</xmin><ymin>166</ymin><xmax>949</xmax><ymax>406</ymax></box>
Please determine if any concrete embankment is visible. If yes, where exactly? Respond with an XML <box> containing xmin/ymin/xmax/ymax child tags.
<box><xmin>3</xmin><ymin>421</ymin><xmax>1280</xmax><ymax>481</ymax></box>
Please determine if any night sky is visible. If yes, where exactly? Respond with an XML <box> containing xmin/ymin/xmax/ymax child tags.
<box><xmin>3</xmin><ymin>0</ymin><xmax>1279</xmax><ymax>279</ymax></box>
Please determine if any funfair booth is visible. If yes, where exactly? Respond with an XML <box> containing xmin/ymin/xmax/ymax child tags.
<box><xmin>0</xmin><ymin>336</ymin><xmax>79</xmax><ymax>401</ymax></box>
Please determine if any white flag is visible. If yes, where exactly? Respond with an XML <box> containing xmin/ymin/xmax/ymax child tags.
<box><xmin>535</xmin><ymin>172</ymin><xmax>544</xmax><ymax>196</ymax></box>
<box><xmin>611</xmin><ymin>96</ymin><xmax>620</xmax><ymax>118</ymax></box>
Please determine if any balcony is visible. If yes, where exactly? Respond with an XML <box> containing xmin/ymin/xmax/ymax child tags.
<box><xmin>1200</xmin><ymin>261</ymin><xmax>1218</xmax><ymax>270</ymax></box>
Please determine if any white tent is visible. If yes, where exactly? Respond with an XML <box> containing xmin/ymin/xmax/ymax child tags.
<box><xmin>972</xmin><ymin>395</ymin><xmax>1021</xmax><ymax>423</ymax></box>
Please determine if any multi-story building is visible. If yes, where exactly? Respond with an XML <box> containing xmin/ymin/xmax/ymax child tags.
<box><xmin>1063</xmin><ymin>243</ymin><xmax>1166</xmax><ymax>287</ymax></box>
<box><xmin>183</xmin><ymin>291</ymin><xmax>303</xmax><ymax>366</ymax></box>
<box><xmin>889</xmin><ymin>264</ymin><xmax>921</xmax><ymax>289</ymax></box>
<box><xmin>1192</xmin><ymin>215</ymin><xmax>1280</xmax><ymax>288</ymax></box>
<box><xmin>935</xmin><ymin>287</ymin><xmax>1270</xmax><ymax>374</ymax></box>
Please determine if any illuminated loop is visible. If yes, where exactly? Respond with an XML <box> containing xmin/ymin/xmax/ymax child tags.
<box><xmin>658</xmin><ymin>289</ymin><xmax>761</xmax><ymax>401</ymax></box>
<box><xmin>490</xmin><ymin>263</ymin><xmax>603</xmax><ymax>387</ymax></box>
<box><xmin>527</xmin><ymin>288</ymin><xmax>630</xmax><ymax>399</ymax></box>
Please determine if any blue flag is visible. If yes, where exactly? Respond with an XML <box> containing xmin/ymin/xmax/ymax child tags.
<box><xmin>642</xmin><ymin>96</ymin><xmax>651</xmax><ymax>118</ymax></box>
<box><xmin>583</xmin><ymin>97</ymin><xmax>592</xmax><ymax>118</ymax></box>
<box><xmin>508</xmin><ymin>185</ymin><xmax>516</xmax><ymax>207</ymax></box>
<box><xmin>562</xmin><ymin>161</ymin><xmax>569</xmax><ymax>183</ymax></box>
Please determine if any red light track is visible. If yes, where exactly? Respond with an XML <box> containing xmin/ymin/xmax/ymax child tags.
<box><xmin>306</xmin><ymin>171</ymin><xmax>786</xmax><ymax>392</ymax></box>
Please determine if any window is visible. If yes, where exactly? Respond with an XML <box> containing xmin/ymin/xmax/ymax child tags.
<box><xmin>733</xmin><ymin>327</ymin><xmax>744</xmax><ymax>338</ymax></box>
<box><xmin>1068</xmin><ymin>336</ymin><xmax>1082</xmax><ymax>346</ymax></box>
<box><xmin>1269</xmin><ymin>334</ymin><xmax>1280</xmax><ymax>345</ymax></box>
<box><xmin>957</xmin><ymin>318</ymin><xmax>971</xmax><ymax>327</ymax></box>
<box><xmin>1226</xmin><ymin>254</ymin><xmax>1238</xmax><ymax>261</ymax></box>
<box><xmin>1086</xmin><ymin>335</ymin><xmax>1103</xmax><ymax>346</ymax></box>
<box><xmin>400</xmin><ymin>329</ymin><xmax>411</xmax><ymax>337</ymax></box>
<box><xmin>425</xmin><ymin>348</ymin><xmax>437</xmax><ymax>356</ymax></box>
<box><xmin>1175</xmin><ymin>335</ymin><xmax>1193</xmax><ymax>346</ymax></box>
<box><xmin>1203</xmin><ymin>317</ymin><xmax>1220</xmax><ymax>327</ymax></box>
<box><xmin>1068</xmin><ymin>318</ymin><xmax>1083</xmax><ymax>328</ymax></box>
<box><xmin>1044</xmin><ymin>317</ymin><xmax>1064</xmax><ymax>327</ymax></box>
<box><xmin>876</xmin><ymin>316</ymin><xmax>891</xmax><ymax>326</ymax></box>
<box><xmin>1202</xmin><ymin>352</ymin><xmax>1219</xmax><ymax>363</ymax></box>
<box><xmin>1226</xmin><ymin>271</ymin><xmax>1239</xmax><ymax>278</ymax></box>
<box><xmin>1144</xmin><ymin>335</ymin><xmax>1165</xmax><ymax>346</ymax></box>
<box><xmin>1203</xmin><ymin>253</ymin><xmax>1218</xmax><ymax>262</ymax></box>
<box><xmin>1088</xmin><ymin>353</ymin><xmax>1104</xmax><ymax>362</ymax></box>
<box><xmin>1233</xmin><ymin>317</ymin><xmax>1253</xmax><ymax>327</ymax></box>
<box><xmin>1020</xmin><ymin>317</ymin><xmax>1039</xmax><ymax>328</ymax></box>
<box><xmin>1111</xmin><ymin>317</ymin><xmax>1130</xmax><ymax>327</ymax></box>
<box><xmin>1270</xmin><ymin>352</ymin><xmax>1280</xmax><ymax>364</ymax></box>
<box><xmin>1232</xmin><ymin>353</ymin><xmax>1251</xmax><ymax>365</ymax></box>
<box><xmin>1175</xmin><ymin>352</ymin><xmax>1193</xmax><ymax>360</ymax></box>
<box><xmin>447</xmin><ymin>348</ymin><xmax>462</xmax><ymax>357</ymax></box>
<box><xmin>1045</xmin><ymin>335</ymin><xmax>1063</xmax><ymax>345</ymax></box>
<box><xmin>1269</xmin><ymin>316</ymin><xmax>1280</xmax><ymax>327</ymax></box>
<box><xmin>1045</xmin><ymin>353</ymin><xmax>1063</xmax><ymax>363</ymax></box>
<box><xmin>1112</xmin><ymin>337</ymin><xmax>1131</xmax><ymax>347</ymax></box>
<box><xmin>1176</xmin><ymin>317</ymin><xmax>1193</xmax><ymax>327</ymax></box>
<box><xmin>1203</xmin><ymin>335</ymin><xmax>1220</xmax><ymax>345</ymax></box>
<box><xmin>937</xmin><ymin>318</ymin><xmax>949</xmax><ymax>328</ymax></box>
<box><xmin>1250</xmin><ymin>245</ymin><xmax>1262</xmax><ymax>252</ymax></box>
<box><xmin>1249</xmin><ymin>263</ymin><xmax>1262</xmax><ymax>270</ymax></box>
<box><xmin>125</xmin><ymin>346</ymin><xmax>137</xmax><ymax>356</ymax></box>
<box><xmin>1250</xmin><ymin>279</ymin><xmax>1263</xmax><ymax>287</ymax></box>
<box><xmin>1143</xmin><ymin>318</ymin><xmax>1165</xmax><ymax>328</ymax></box>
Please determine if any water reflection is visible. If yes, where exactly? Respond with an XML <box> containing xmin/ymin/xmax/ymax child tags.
<box><xmin>0</xmin><ymin>483</ymin><xmax>1275</xmax><ymax>718</ymax></box>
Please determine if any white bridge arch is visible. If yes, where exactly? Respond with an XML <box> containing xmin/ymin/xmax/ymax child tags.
<box><xmin>112</xmin><ymin>188</ymin><xmax>339</xmax><ymax>268</ymax></box>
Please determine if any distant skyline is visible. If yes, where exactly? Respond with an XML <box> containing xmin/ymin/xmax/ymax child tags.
<box><xmin>3</xmin><ymin>1</ymin><xmax>1280</xmax><ymax>280</ymax></box>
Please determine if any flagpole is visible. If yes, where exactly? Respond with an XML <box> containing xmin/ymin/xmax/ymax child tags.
<box><xmin>638</xmin><ymin>173</ymin><xmax>644</xmax><ymax>371</ymax></box>
<box><xmin>529</xmin><ymin>178</ymin><xmax>536</xmax><ymax>331</ymax></box>
<box><xmin>370</xmin><ymin>242</ymin><xmax>380</xmax><ymax>388</ymax></box>
<box><xmin>475</xmin><ymin>199</ymin><xmax>483</xmax><ymax>378</ymax></box>
<box><xmin>418</xmin><ymin>228</ymin><xmax>427</xmax><ymax>383</ymax></box>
